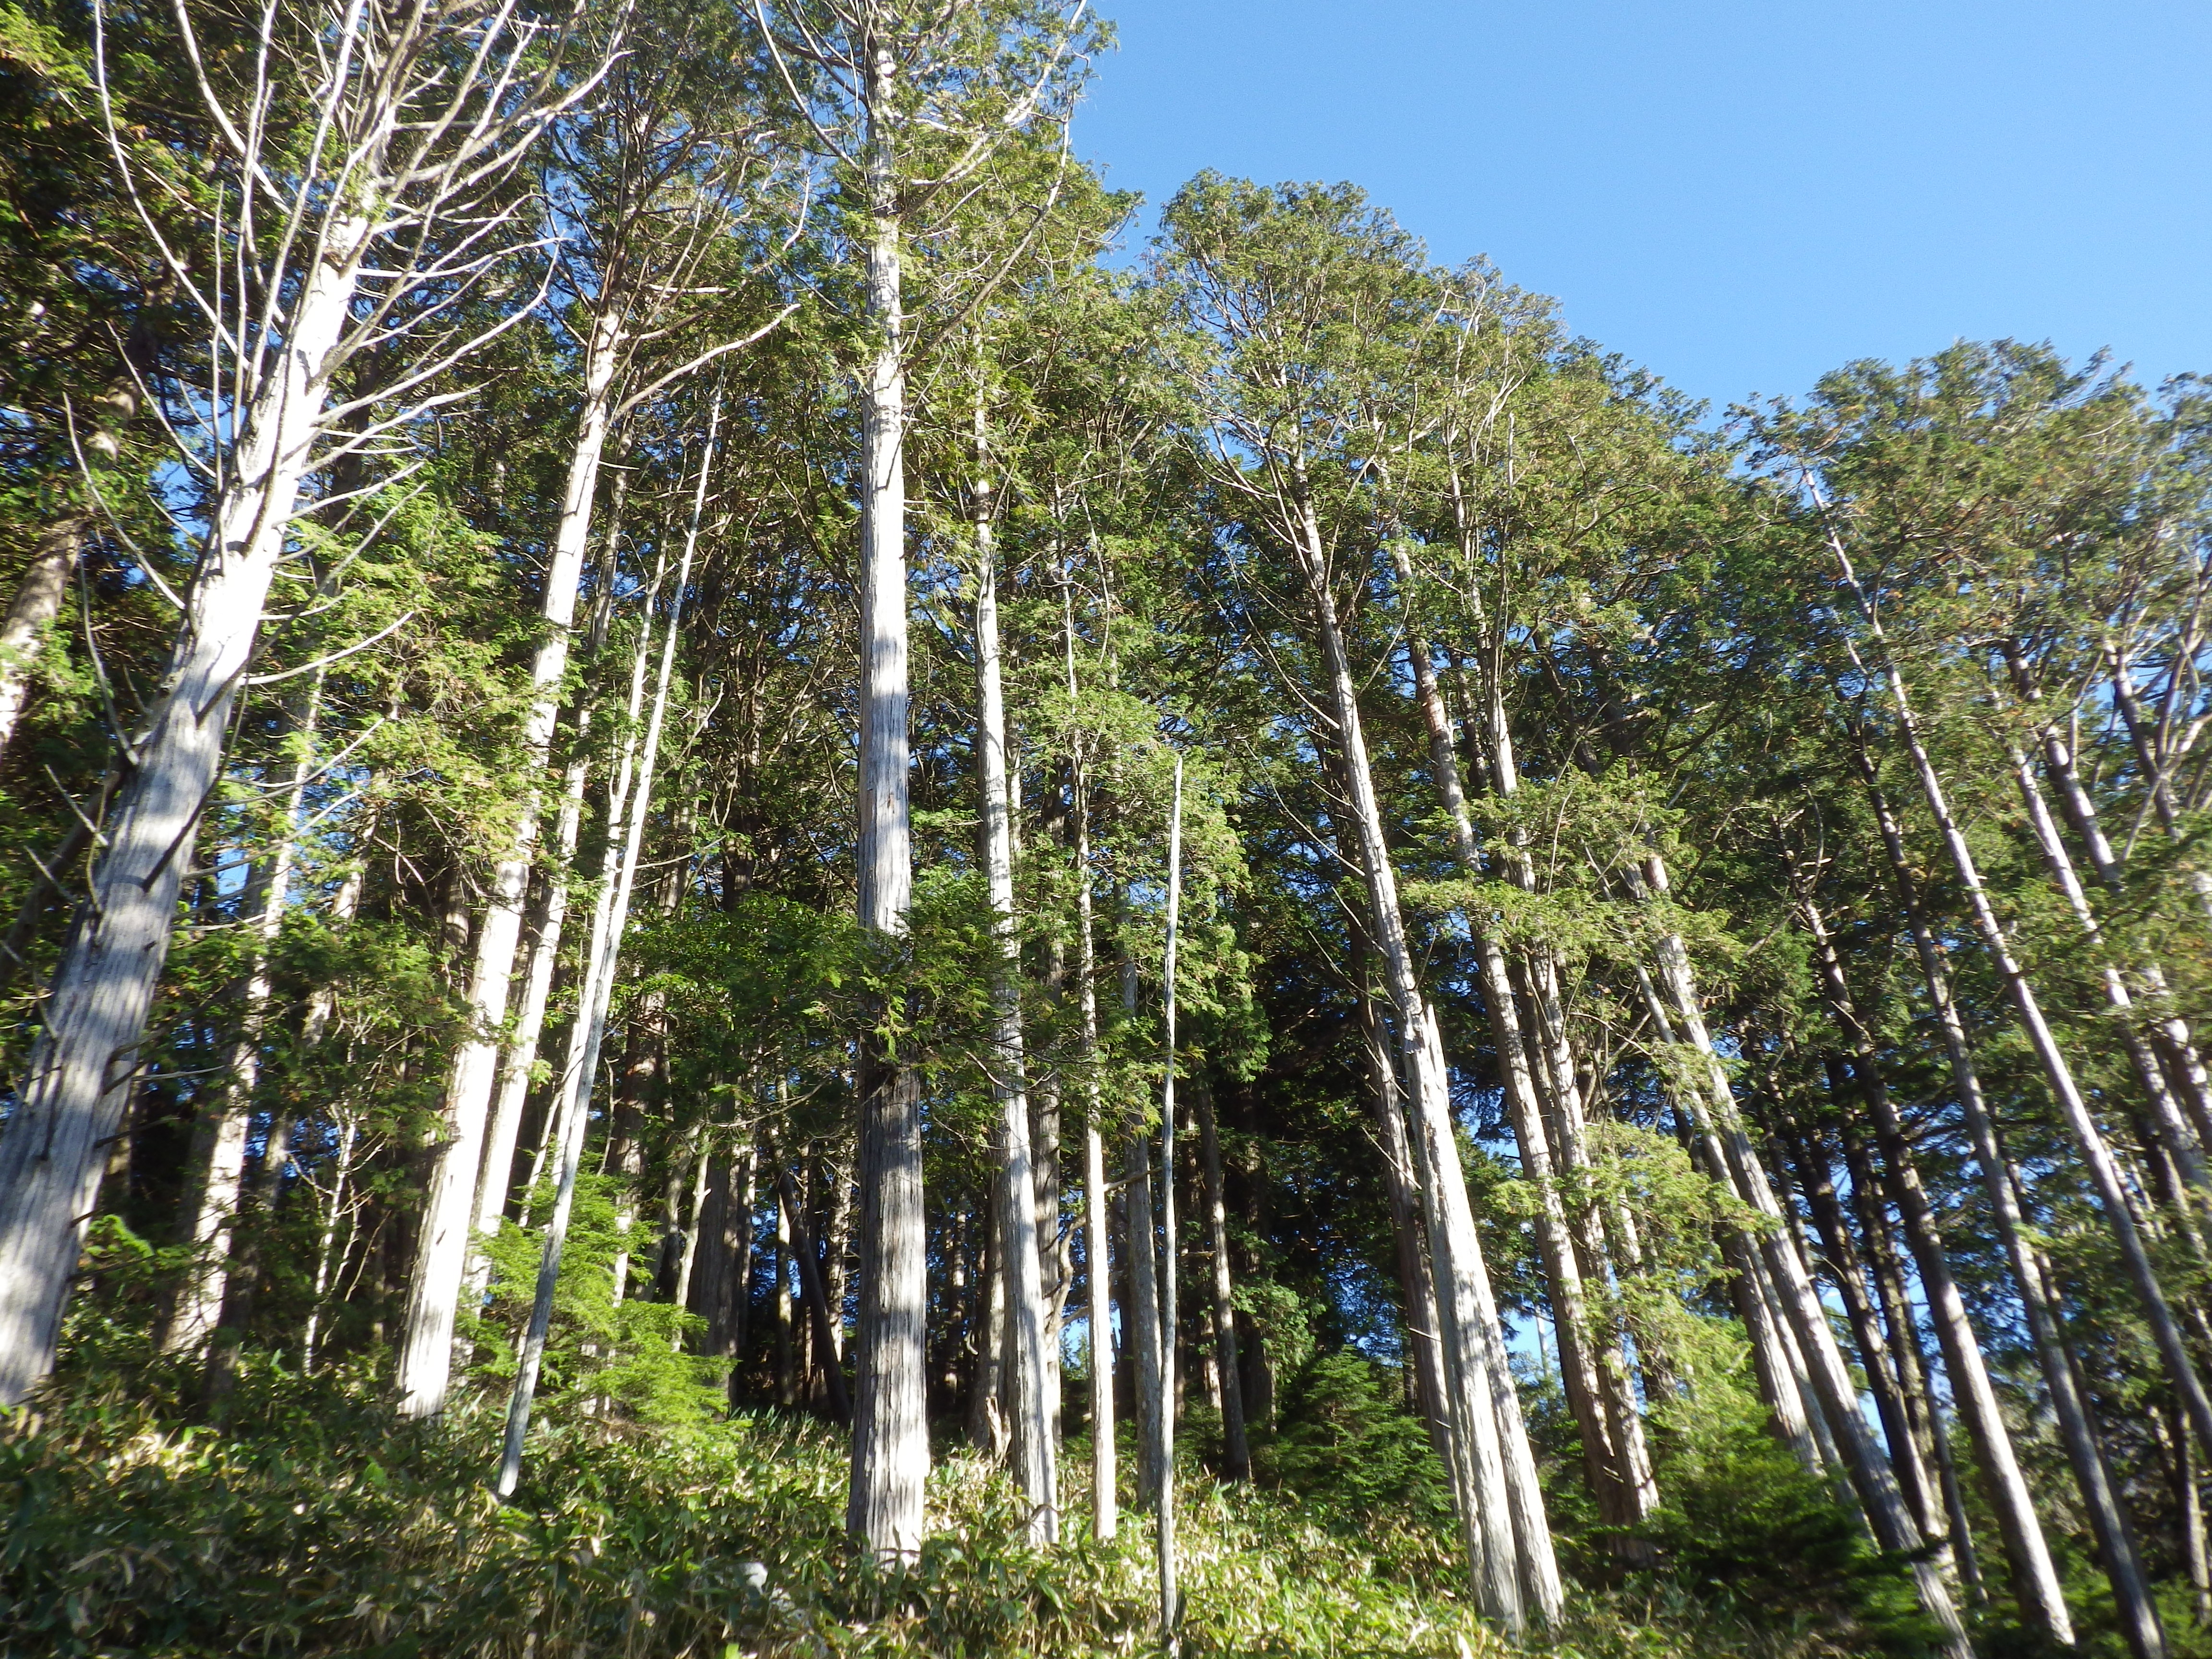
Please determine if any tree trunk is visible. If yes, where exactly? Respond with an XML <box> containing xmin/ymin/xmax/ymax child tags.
<box><xmin>1847</xmin><ymin>722</ymin><xmax>2164</xmax><ymax>1659</ymax></box>
<box><xmin>397</xmin><ymin>312</ymin><xmax>626</xmax><ymax>1420</ymax></box>
<box><xmin>1195</xmin><ymin>1076</ymin><xmax>1249</xmax><ymax>1481</ymax></box>
<box><xmin>0</xmin><ymin>511</ymin><xmax>92</xmax><ymax>763</ymax></box>
<box><xmin>1637</xmin><ymin>852</ymin><xmax>1969</xmax><ymax>1655</ymax></box>
<box><xmin>1073</xmin><ymin>736</ymin><xmax>1118</xmax><ymax>1539</ymax></box>
<box><xmin>1386</xmin><ymin>552</ymin><xmax>1650</xmax><ymax>1531</ymax></box>
<box><xmin>1291</xmin><ymin>496</ymin><xmax>1536</xmax><ymax>1629</ymax></box>
<box><xmin>1357</xmin><ymin>981</ymin><xmax>1451</xmax><ymax>1467</ymax></box>
<box><xmin>495</xmin><ymin>410</ymin><xmax>712</xmax><ymax>1493</ymax></box>
<box><xmin>1802</xmin><ymin>895</ymin><xmax>2073</xmax><ymax>1640</ymax></box>
<box><xmin>1844</xmin><ymin>627</ymin><xmax>2212</xmax><ymax>1465</ymax></box>
<box><xmin>0</xmin><ymin>206</ymin><xmax>373</xmax><ymax>1406</ymax></box>
<box><xmin>972</xmin><ymin>423</ymin><xmax>1056</xmax><ymax>1539</ymax></box>
<box><xmin>845</xmin><ymin>97</ymin><xmax>927</xmax><ymax>1556</ymax></box>
<box><xmin>2008</xmin><ymin>644</ymin><xmax>2212</xmax><ymax>1146</ymax></box>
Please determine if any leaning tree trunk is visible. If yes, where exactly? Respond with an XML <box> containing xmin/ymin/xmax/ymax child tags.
<box><xmin>1388</xmin><ymin>565</ymin><xmax>1649</xmax><ymax>1530</ymax></box>
<box><xmin>164</xmin><ymin>669</ymin><xmax>329</xmax><ymax>1358</ymax></box>
<box><xmin>2008</xmin><ymin>644</ymin><xmax>2212</xmax><ymax>1143</ymax></box>
<box><xmin>1835</xmin><ymin>618</ymin><xmax>2212</xmax><ymax>1463</ymax></box>
<box><xmin>1848</xmin><ymin>723</ymin><xmax>2165</xmax><ymax>1659</ymax></box>
<box><xmin>845</xmin><ymin>132</ymin><xmax>928</xmax><ymax>1557</ymax></box>
<box><xmin>495</xmin><ymin>408</ymin><xmax>711</xmax><ymax>1493</ymax></box>
<box><xmin>0</xmin><ymin>205</ymin><xmax>373</xmax><ymax>1406</ymax></box>
<box><xmin>1638</xmin><ymin>852</ymin><xmax>1970</xmax><ymax>1655</ymax></box>
<box><xmin>972</xmin><ymin>409</ymin><xmax>1056</xmax><ymax>1541</ymax></box>
<box><xmin>1290</xmin><ymin>495</ymin><xmax>1538</xmax><ymax>1630</ymax></box>
<box><xmin>397</xmin><ymin>311</ymin><xmax>626</xmax><ymax>1420</ymax></box>
<box><xmin>2002</xmin><ymin>729</ymin><xmax>2208</xmax><ymax>1186</ymax></box>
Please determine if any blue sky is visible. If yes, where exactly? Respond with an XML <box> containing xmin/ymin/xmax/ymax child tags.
<box><xmin>1072</xmin><ymin>0</ymin><xmax>2212</xmax><ymax>415</ymax></box>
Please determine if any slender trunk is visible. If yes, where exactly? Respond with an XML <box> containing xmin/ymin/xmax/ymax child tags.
<box><xmin>166</xmin><ymin>670</ymin><xmax>327</xmax><ymax>1358</ymax></box>
<box><xmin>972</xmin><ymin>421</ymin><xmax>1055</xmax><ymax>1539</ymax></box>
<box><xmin>1847</xmin><ymin>724</ymin><xmax>2163</xmax><ymax>1658</ymax></box>
<box><xmin>1156</xmin><ymin>757</ymin><xmax>1185</xmax><ymax>1638</ymax></box>
<box><xmin>778</xmin><ymin>1168</ymin><xmax>851</xmax><ymax>1421</ymax></box>
<box><xmin>1844</xmin><ymin>627</ymin><xmax>2212</xmax><ymax>1461</ymax></box>
<box><xmin>0</xmin><ymin>208</ymin><xmax>373</xmax><ymax>1405</ymax></box>
<box><xmin>1358</xmin><ymin>980</ymin><xmax>1451</xmax><ymax>1465</ymax></box>
<box><xmin>1292</xmin><ymin>497</ymin><xmax>1535</xmax><ymax>1628</ymax></box>
<box><xmin>1195</xmin><ymin>1076</ymin><xmax>1249</xmax><ymax>1480</ymax></box>
<box><xmin>398</xmin><ymin>313</ymin><xmax>626</xmax><ymax>1419</ymax></box>
<box><xmin>1064</xmin><ymin>577</ymin><xmax>1118</xmax><ymax>1539</ymax></box>
<box><xmin>2008</xmin><ymin>645</ymin><xmax>2212</xmax><ymax>1145</ymax></box>
<box><xmin>2004</xmin><ymin>727</ymin><xmax>2208</xmax><ymax>1188</ymax></box>
<box><xmin>673</xmin><ymin>1127</ymin><xmax>714</xmax><ymax>1317</ymax></box>
<box><xmin>1802</xmin><ymin>896</ymin><xmax>2073</xmax><ymax>1638</ymax></box>
<box><xmin>1771</xmin><ymin>1088</ymin><xmax>1940</xmax><ymax>1541</ymax></box>
<box><xmin>495</xmin><ymin>408</ymin><xmax>712</xmax><ymax>1492</ymax></box>
<box><xmin>0</xmin><ymin>511</ymin><xmax>92</xmax><ymax>762</ymax></box>
<box><xmin>1388</xmin><ymin>547</ymin><xmax>1647</xmax><ymax>1528</ymax></box>
<box><xmin>1124</xmin><ymin>949</ymin><xmax>1166</xmax><ymax>1515</ymax></box>
<box><xmin>846</xmin><ymin>72</ymin><xmax>927</xmax><ymax>1554</ymax></box>
<box><xmin>1639</xmin><ymin>851</ymin><xmax>1969</xmax><ymax>1654</ymax></box>
<box><xmin>298</xmin><ymin>1114</ymin><xmax>360</xmax><ymax>1374</ymax></box>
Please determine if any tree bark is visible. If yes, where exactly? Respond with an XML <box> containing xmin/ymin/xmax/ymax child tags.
<box><xmin>495</xmin><ymin>409</ymin><xmax>712</xmax><ymax>1493</ymax></box>
<box><xmin>397</xmin><ymin>310</ymin><xmax>626</xmax><ymax>1420</ymax></box>
<box><xmin>1847</xmin><ymin>721</ymin><xmax>2164</xmax><ymax>1659</ymax></box>
<box><xmin>845</xmin><ymin>54</ymin><xmax>927</xmax><ymax>1553</ymax></box>
<box><xmin>1387</xmin><ymin>546</ymin><xmax>1651</xmax><ymax>1530</ymax></box>
<box><xmin>0</xmin><ymin>511</ymin><xmax>92</xmax><ymax>763</ymax></box>
<box><xmin>1195</xmin><ymin>1076</ymin><xmax>1249</xmax><ymax>1480</ymax></box>
<box><xmin>0</xmin><ymin>204</ymin><xmax>373</xmax><ymax>1406</ymax></box>
<box><xmin>972</xmin><ymin>418</ymin><xmax>1056</xmax><ymax>1539</ymax></box>
<box><xmin>1289</xmin><ymin>495</ymin><xmax>1538</xmax><ymax>1629</ymax></box>
<box><xmin>1637</xmin><ymin>852</ymin><xmax>1969</xmax><ymax>1655</ymax></box>
<box><xmin>1801</xmin><ymin>895</ymin><xmax>2074</xmax><ymax>1641</ymax></box>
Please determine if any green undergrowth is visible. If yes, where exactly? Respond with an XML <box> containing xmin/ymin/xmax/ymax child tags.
<box><xmin>2</xmin><ymin>1340</ymin><xmax>1905</xmax><ymax>1659</ymax></box>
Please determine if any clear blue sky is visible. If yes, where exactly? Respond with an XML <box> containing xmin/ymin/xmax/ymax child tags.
<box><xmin>1072</xmin><ymin>0</ymin><xmax>2212</xmax><ymax>414</ymax></box>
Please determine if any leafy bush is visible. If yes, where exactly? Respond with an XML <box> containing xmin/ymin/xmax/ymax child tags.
<box><xmin>1256</xmin><ymin>1349</ymin><xmax>1455</xmax><ymax>1531</ymax></box>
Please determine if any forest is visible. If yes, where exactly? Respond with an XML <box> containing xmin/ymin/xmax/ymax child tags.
<box><xmin>0</xmin><ymin>2</ymin><xmax>2208</xmax><ymax>1656</ymax></box>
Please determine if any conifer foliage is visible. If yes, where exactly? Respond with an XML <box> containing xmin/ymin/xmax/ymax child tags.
<box><xmin>1</xmin><ymin>5</ymin><xmax>2209</xmax><ymax>1656</ymax></box>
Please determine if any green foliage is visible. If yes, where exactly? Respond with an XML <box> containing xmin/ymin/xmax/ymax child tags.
<box><xmin>1254</xmin><ymin>1350</ymin><xmax>1455</xmax><ymax>1532</ymax></box>
<box><xmin>468</xmin><ymin>1170</ymin><xmax>727</xmax><ymax>1431</ymax></box>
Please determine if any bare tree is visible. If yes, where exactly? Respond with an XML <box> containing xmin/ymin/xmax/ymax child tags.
<box><xmin>0</xmin><ymin>0</ymin><xmax>597</xmax><ymax>1406</ymax></box>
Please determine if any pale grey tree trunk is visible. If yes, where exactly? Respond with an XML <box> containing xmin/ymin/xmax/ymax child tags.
<box><xmin>1842</xmin><ymin>626</ymin><xmax>2212</xmax><ymax>1461</ymax></box>
<box><xmin>165</xmin><ymin>669</ymin><xmax>329</xmax><ymax>1357</ymax></box>
<box><xmin>1123</xmin><ymin>939</ymin><xmax>1166</xmax><ymax>1514</ymax></box>
<box><xmin>1291</xmin><ymin>499</ymin><xmax>1533</xmax><ymax>1628</ymax></box>
<box><xmin>0</xmin><ymin>204</ymin><xmax>372</xmax><ymax>1405</ymax></box>
<box><xmin>1073</xmin><ymin>736</ymin><xmax>1118</xmax><ymax>1539</ymax></box>
<box><xmin>1849</xmin><ymin>726</ymin><xmax>2164</xmax><ymax>1659</ymax></box>
<box><xmin>1800</xmin><ymin>900</ymin><xmax>2073</xmax><ymax>1642</ymax></box>
<box><xmin>1195</xmin><ymin>1077</ymin><xmax>1249</xmax><ymax>1481</ymax></box>
<box><xmin>0</xmin><ymin>512</ymin><xmax>92</xmax><ymax>764</ymax></box>
<box><xmin>2003</xmin><ymin>728</ymin><xmax>2208</xmax><ymax>1184</ymax></box>
<box><xmin>972</xmin><ymin>413</ymin><xmax>1056</xmax><ymax>1541</ymax></box>
<box><xmin>495</xmin><ymin>408</ymin><xmax>713</xmax><ymax>1491</ymax></box>
<box><xmin>1359</xmin><ymin>986</ymin><xmax>1451</xmax><ymax>1464</ymax></box>
<box><xmin>845</xmin><ymin>91</ymin><xmax>928</xmax><ymax>1552</ymax></box>
<box><xmin>1631</xmin><ymin>960</ymin><xmax>1823</xmax><ymax>1470</ymax></box>
<box><xmin>2008</xmin><ymin>646</ymin><xmax>2212</xmax><ymax>1143</ymax></box>
<box><xmin>1409</xmin><ymin>548</ymin><xmax>1656</xmax><ymax>1526</ymax></box>
<box><xmin>1638</xmin><ymin>852</ymin><xmax>1970</xmax><ymax>1655</ymax></box>
<box><xmin>397</xmin><ymin>313</ymin><xmax>626</xmax><ymax>1419</ymax></box>
<box><xmin>1155</xmin><ymin>757</ymin><xmax>1185</xmax><ymax>1638</ymax></box>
